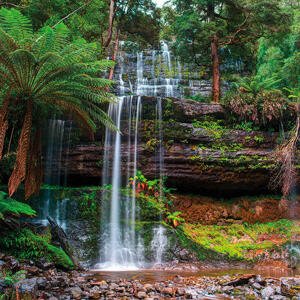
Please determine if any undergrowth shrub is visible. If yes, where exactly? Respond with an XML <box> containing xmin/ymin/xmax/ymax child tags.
<box><xmin>223</xmin><ymin>90</ymin><xmax>289</xmax><ymax>128</ymax></box>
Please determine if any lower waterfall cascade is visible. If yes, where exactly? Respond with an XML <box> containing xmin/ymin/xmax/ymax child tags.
<box><xmin>95</xmin><ymin>42</ymin><xmax>178</xmax><ymax>270</ymax></box>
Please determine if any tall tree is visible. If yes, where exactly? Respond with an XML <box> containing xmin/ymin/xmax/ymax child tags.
<box><xmin>171</xmin><ymin>0</ymin><xmax>290</xmax><ymax>102</ymax></box>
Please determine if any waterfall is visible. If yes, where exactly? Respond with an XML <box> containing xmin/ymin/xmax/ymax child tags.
<box><xmin>156</xmin><ymin>98</ymin><xmax>164</xmax><ymax>198</ymax></box>
<box><xmin>97</xmin><ymin>96</ymin><xmax>144</xmax><ymax>270</ymax></box>
<box><xmin>134</xmin><ymin>41</ymin><xmax>181</xmax><ymax>98</ymax></box>
<box><xmin>151</xmin><ymin>225</ymin><xmax>168</xmax><ymax>265</ymax></box>
<box><xmin>97</xmin><ymin>42</ymin><xmax>179</xmax><ymax>270</ymax></box>
<box><xmin>162</xmin><ymin>41</ymin><xmax>172</xmax><ymax>71</ymax></box>
<box><xmin>41</xmin><ymin>119</ymin><xmax>70</xmax><ymax>230</ymax></box>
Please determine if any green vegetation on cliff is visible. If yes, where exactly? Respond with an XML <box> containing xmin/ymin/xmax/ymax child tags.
<box><xmin>181</xmin><ymin>219</ymin><xmax>300</xmax><ymax>260</ymax></box>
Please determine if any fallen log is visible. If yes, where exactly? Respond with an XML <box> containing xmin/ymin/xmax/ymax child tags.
<box><xmin>47</xmin><ymin>216</ymin><xmax>81</xmax><ymax>269</ymax></box>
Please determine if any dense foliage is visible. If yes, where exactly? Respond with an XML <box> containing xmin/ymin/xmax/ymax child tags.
<box><xmin>0</xmin><ymin>8</ymin><xmax>116</xmax><ymax>198</ymax></box>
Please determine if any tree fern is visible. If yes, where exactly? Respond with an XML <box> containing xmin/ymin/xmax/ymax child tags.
<box><xmin>0</xmin><ymin>8</ymin><xmax>33</xmax><ymax>47</ymax></box>
<box><xmin>0</xmin><ymin>8</ymin><xmax>116</xmax><ymax>198</ymax></box>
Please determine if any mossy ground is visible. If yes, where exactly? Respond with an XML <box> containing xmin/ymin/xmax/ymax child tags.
<box><xmin>0</xmin><ymin>191</ymin><xmax>36</xmax><ymax>220</ymax></box>
<box><xmin>181</xmin><ymin>219</ymin><xmax>300</xmax><ymax>261</ymax></box>
<box><xmin>0</xmin><ymin>228</ymin><xmax>74</xmax><ymax>269</ymax></box>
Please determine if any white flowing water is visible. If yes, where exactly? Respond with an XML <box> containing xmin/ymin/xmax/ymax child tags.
<box><xmin>96</xmin><ymin>96</ymin><xmax>144</xmax><ymax>270</ymax></box>
<box><xmin>97</xmin><ymin>42</ymin><xmax>183</xmax><ymax>270</ymax></box>
<box><xmin>41</xmin><ymin>119</ymin><xmax>71</xmax><ymax>230</ymax></box>
<box><xmin>151</xmin><ymin>225</ymin><xmax>168</xmax><ymax>265</ymax></box>
<box><xmin>135</xmin><ymin>42</ymin><xmax>181</xmax><ymax>98</ymax></box>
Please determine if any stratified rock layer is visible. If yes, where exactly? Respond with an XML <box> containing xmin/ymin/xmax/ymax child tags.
<box><xmin>58</xmin><ymin>97</ymin><xmax>299</xmax><ymax>196</ymax></box>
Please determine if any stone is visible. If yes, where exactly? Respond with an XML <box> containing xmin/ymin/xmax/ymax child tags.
<box><xmin>37</xmin><ymin>260</ymin><xmax>55</xmax><ymax>270</ymax></box>
<box><xmin>69</xmin><ymin>286</ymin><xmax>82</xmax><ymax>299</ymax></box>
<box><xmin>36</xmin><ymin>277</ymin><xmax>47</xmax><ymax>289</ymax></box>
<box><xmin>8</xmin><ymin>258</ymin><xmax>20</xmax><ymax>271</ymax></box>
<box><xmin>177</xmin><ymin>288</ymin><xmax>186</xmax><ymax>296</ymax></box>
<box><xmin>17</xmin><ymin>278</ymin><xmax>38</xmax><ymax>295</ymax></box>
<box><xmin>137</xmin><ymin>291</ymin><xmax>147</xmax><ymax>299</ymax></box>
<box><xmin>261</xmin><ymin>286</ymin><xmax>275</xmax><ymax>299</ymax></box>
<box><xmin>89</xmin><ymin>287</ymin><xmax>101</xmax><ymax>299</ymax></box>
<box><xmin>252</xmin><ymin>282</ymin><xmax>262</xmax><ymax>290</ymax></box>
<box><xmin>144</xmin><ymin>283</ymin><xmax>154</xmax><ymax>291</ymax></box>
<box><xmin>109</xmin><ymin>282</ymin><xmax>119</xmax><ymax>290</ymax></box>
<box><xmin>21</xmin><ymin>265</ymin><xmax>39</xmax><ymax>275</ymax></box>
<box><xmin>161</xmin><ymin>287</ymin><xmax>175</xmax><ymax>295</ymax></box>
<box><xmin>281</xmin><ymin>277</ymin><xmax>300</xmax><ymax>297</ymax></box>
<box><xmin>0</xmin><ymin>279</ymin><xmax>8</xmax><ymax>292</ymax></box>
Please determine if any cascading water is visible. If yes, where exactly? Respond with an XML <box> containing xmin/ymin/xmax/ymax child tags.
<box><xmin>96</xmin><ymin>96</ymin><xmax>143</xmax><ymax>270</ymax></box>
<box><xmin>134</xmin><ymin>42</ymin><xmax>181</xmax><ymax>98</ymax></box>
<box><xmin>40</xmin><ymin>119</ymin><xmax>71</xmax><ymax>230</ymax></box>
<box><xmin>151</xmin><ymin>225</ymin><xmax>168</xmax><ymax>265</ymax></box>
<box><xmin>97</xmin><ymin>42</ymin><xmax>181</xmax><ymax>270</ymax></box>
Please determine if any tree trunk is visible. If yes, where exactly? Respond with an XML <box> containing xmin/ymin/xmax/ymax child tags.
<box><xmin>0</xmin><ymin>97</ymin><xmax>10</xmax><ymax>160</ymax></box>
<box><xmin>8</xmin><ymin>100</ymin><xmax>33</xmax><ymax>196</ymax></box>
<box><xmin>108</xmin><ymin>29</ymin><xmax>120</xmax><ymax>81</ymax></box>
<box><xmin>211</xmin><ymin>34</ymin><xmax>220</xmax><ymax>103</ymax></box>
<box><xmin>25</xmin><ymin>129</ymin><xmax>42</xmax><ymax>200</ymax></box>
<box><xmin>103</xmin><ymin>0</ymin><xmax>116</xmax><ymax>48</ymax></box>
<box><xmin>7</xmin><ymin>124</ymin><xmax>15</xmax><ymax>155</ymax></box>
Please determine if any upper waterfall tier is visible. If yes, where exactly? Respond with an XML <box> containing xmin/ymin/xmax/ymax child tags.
<box><xmin>113</xmin><ymin>41</ymin><xmax>234</xmax><ymax>98</ymax></box>
<box><xmin>114</xmin><ymin>42</ymin><xmax>214</xmax><ymax>98</ymax></box>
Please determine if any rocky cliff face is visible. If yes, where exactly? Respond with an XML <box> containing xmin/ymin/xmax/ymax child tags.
<box><xmin>58</xmin><ymin>97</ymin><xmax>299</xmax><ymax>196</ymax></box>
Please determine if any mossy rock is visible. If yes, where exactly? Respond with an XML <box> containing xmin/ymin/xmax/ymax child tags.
<box><xmin>0</xmin><ymin>191</ymin><xmax>36</xmax><ymax>220</ymax></box>
<box><xmin>0</xmin><ymin>229</ymin><xmax>74</xmax><ymax>269</ymax></box>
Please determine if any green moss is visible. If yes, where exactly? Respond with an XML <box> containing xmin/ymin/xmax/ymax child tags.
<box><xmin>197</xmin><ymin>142</ymin><xmax>244</xmax><ymax>153</ymax></box>
<box><xmin>77</xmin><ymin>190</ymin><xmax>100</xmax><ymax>220</ymax></box>
<box><xmin>0</xmin><ymin>229</ymin><xmax>74</xmax><ymax>269</ymax></box>
<box><xmin>138</xmin><ymin>193</ymin><xmax>166</xmax><ymax>221</ymax></box>
<box><xmin>0</xmin><ymin>191</ymin><xmax>36</xmax><ymax>219</ymax></box>
<box><xmin>181</xmin><ymin>219</ymin><xmax>298</xmax><ymax>261</ymax></box>
<box><xmin>253</xmin><ymin>135</ymin><xmax>265</xmax><ymax>144</ymax></box>
<box><xmin>192</xmin><ymin>119</ymin><xmax>225</xmax><ymax>139</ymax></box>
<box><xmin>175</xmin><ymin>226</ymin><xmax>223</xmax><ymax>261</ymax></box>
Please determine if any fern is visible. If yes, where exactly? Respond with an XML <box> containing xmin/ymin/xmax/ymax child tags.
<box><xmin>0</xmin><ymin>8</ymin><xmax>33</xmax><ymax>47</ymax></box>
<box><xmin>0</xmin><ymin>8</ymin><xmax>117</xmax><ymax>197</ymax></box>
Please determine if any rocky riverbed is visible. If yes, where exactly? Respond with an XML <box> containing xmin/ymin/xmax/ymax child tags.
<box><xmin>1</xmin><ymin>254</ymin><xmax>300</xmax><ymax>299</ymax></box>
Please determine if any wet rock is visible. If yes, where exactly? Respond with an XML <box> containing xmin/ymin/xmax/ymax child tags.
<box><xmin>36</xmin><ymin>277</ymin><xmax>47</xmax><ymax>290</ymax></box>
<box><xmin>162</xmin><ymin>287</ymin><xmax>175</xmax><ymax>295</ymax></box>
<box><xmin>252</xmin><ymin>282</ymin><xmax>262</xmax><ymax>289</ymax></box>
<box><xmin>144</xmin><ymin>284</ymin><xmax>154</xmax><ymax>291</ymax></box>
<box><xmin>21</xmin><ymin>265</ymin><xmax>40</xmax><ymax>275</ymax></box>
<box><xmin>89</xmin><ymin>286</ymin><xmax>101</xmax><ymax>299</ymax></box>
<box><xmin>281</xmin><ymin>277</ymin><xmax>300</xmax><ymax>297</ymax></box>
<box><xmin>261</xmin><ymin>286</ymin><xmax>275</xmax><ymax>299</ymax></box>
<box><xmin>137</xmin><ymin>291</ymin><xmax>147</xmax><ymax>298</ymax></box>
<box><xmin>36</xmin><ymin>260</ymin><xmax>55</xmax><ymax>270</ymax></box>
<box><xmin>177</xmin><ymin>287</ymin><xmax>186</xmax><ymax>296</ymax></box>
<box><xmin>17</xmin><ymin>277</ymin><xmax>38</xmax><ymax>295</ymax></box>
<box><xmin>0</xmin><ymin>279</ymin><xmax>8</xmax><ymax>292</ymax></box>
<box><xmin>69</xmin><ymin>286</ymin><xmax>82</xmax><ymax>299</ymax></box>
